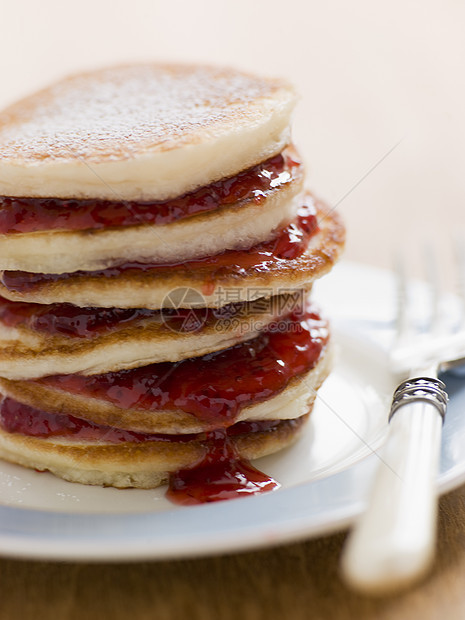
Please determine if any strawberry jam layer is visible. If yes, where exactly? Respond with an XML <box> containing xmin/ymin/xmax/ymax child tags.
<box><xmin>0</xmin><ymin>150</ymin><xmax>300</xmax><ymax>234</ymax></box>
<box><xmin>36</xmin><ymin>306</ymin><xmax>327</xmax><ymax>425</ymax></box>
<box><xmin>0</xmin><ymin>397</ymin><xmax>153</xmax><ymax>442</ymax></box>
<box><xmin>0</xmin><ymin>298</ymin><xmax>157</xmax><ymax>338</ymax></box>
<box><xmin>0</xmin><ymin>396</ymin><xmax>298</xmax><ymax>444</ymax></box>
<box><xmin>0</xmin><ymin>296</ymin><xmax>250</xmax><ymax>338</ymax></box>
<box><xmin>0</xmin><ymin>397</ymin><xmax>302</xmax><ymax>503</ymax></box>
<box><xmin>1</xmin><ymin>200</ymin><xmax>319</xmax><ymax>294</ymax></box>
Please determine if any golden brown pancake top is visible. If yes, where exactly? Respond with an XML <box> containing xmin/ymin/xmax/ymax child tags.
<box><xmin>0</xmin><ymin>64</ymin><xmax>292</xmax><ymax>164</ymax></box>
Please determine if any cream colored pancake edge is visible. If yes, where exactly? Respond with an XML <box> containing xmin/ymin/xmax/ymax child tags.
<box><xmin>0</xmin><ymin>122</ymin><xmax>291</xmax><ymax>201</ymax></box>
<box><xmin>0</xmin><ymin>346</ymin><xmax>332</xmax><ymax>434</ymax></box>
<box><xmin>0</xmin><ymin>202</ymin><xmax>345</xmax><ymax>308</ymax></box>
<box><xmin>0</xmin><ymin>177</ymin><xmax>303</xmax><ymax>274</ymax></box>
<box><xmin>0</xmin><ymin>293</ymin><xmax>301</xmax><ymax>379</ymax></box>
<box><xmin>0</xmin><ymin>414</ymin><xmax>308</xmax><ymax>489</ymax></box>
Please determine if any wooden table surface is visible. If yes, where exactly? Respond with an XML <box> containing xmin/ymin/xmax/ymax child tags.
<box><xmin>2</xmin><ymin>486</ymin><xmax>465</xmax><ymax>620</ymax></box>
<box><xmin>1</xmin><ymin>1</ymin><xmax>465</xmax><ymax>618</ymax></box>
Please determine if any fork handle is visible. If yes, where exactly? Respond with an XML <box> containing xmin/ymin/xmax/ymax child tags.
<box><xmin>341</xmin><ymin>377</ymin><xmax>447</xmax><ymax>594</ymax></box>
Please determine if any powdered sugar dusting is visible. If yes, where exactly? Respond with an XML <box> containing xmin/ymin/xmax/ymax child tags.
<box><xmin>0</xmin><ymin>64</ymin><xmax>292</xmax><ymax>164</ymax></box>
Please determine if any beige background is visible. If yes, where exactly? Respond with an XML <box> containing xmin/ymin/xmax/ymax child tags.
<box><xmin>2</xmin><ymin>0</ymin><xmax>465</xmax><ymax>274</ymax></box>
<box><xmin>1</xmin><ymin>1</ymin><xmax>465</xmax><ymax>618</ymax></box>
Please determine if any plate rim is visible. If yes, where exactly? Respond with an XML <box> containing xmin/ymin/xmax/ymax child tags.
<box><xmin>1</xmin><ymin>261</ymin><xmax>465</xmax><ymax>562</ymax></box>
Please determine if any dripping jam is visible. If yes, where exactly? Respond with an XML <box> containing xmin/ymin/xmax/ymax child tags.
<box><xmin>35</xmin><ymin>306</ymin><xmax>328</xmax><ymax>425</ymax></box>
<box><xmin>1</xmin><ymin>201</ymin><xmax>319</xmax><ymax>294</ymax></box>
<box><xmin>0</xmin><ymin>397</ymin><xmax>307</xmax><ymax>504</ymax></box>
<box><xmin>0</xmin><ymin>150</ymin><xmax>300</xmax><ymax>234</ymax></box>
<box><xmin>166</xmin><ymin>427</ymin><xmax>282</xmax><ymax>505</ymax></box>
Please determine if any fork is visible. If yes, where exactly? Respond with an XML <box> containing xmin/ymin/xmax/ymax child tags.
<box><xmin>340</xmin><ymin>245</ymin><xmax>465</xmax><ymax>594</ymax></box>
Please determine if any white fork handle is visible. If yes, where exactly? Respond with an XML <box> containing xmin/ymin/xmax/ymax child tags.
<box><xmin>341</xmin><ymin>400</ymin><xmax>443</xmax><ymax>594</ymax></box>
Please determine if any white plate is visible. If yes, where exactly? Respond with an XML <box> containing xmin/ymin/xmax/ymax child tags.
<box><xmin>1</xmin><ymin>262</ymin><xmax>465</xmax><ymax>561</ymax></box>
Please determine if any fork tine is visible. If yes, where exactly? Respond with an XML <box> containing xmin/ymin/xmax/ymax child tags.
<box><xmin>423</xmin><ymin>242</ymin><xmax>443</xmax><ymax>336</ymax></box>
<box><xmin>391</xmin><ymin>239</ymin><xmax>465</xmax><ymax>377</ymax></box>
<box><xmin>393</xmin><ymin>249</ymin><xmax>409</xmax><ymax>344</ymax></box>
<box><xmin>441</xmin><ymin>236</ymin><xmax>465</xmax><ymax>375</ymax></box>
<box><xmin>453</xmin><ymin>234</ymin><xmax>465</xmax><ymax>331</ymax></box>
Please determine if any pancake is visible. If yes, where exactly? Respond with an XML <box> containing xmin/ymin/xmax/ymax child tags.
<box><xmin>0</xmin><ymin>63</ymin><xmax>343</xmax><ymax>498</ymax></box>
<box><xmin>0</xmin><ymin>197</ymin><xmax>344</xmax><ymax>308</ymax></box>
<box><xmin>0</xmin><ymin>293</ymin><xmax>302</xmax><ymax>379</ymax></box>
<box><xmin>0</xmin><ymin>165</ymin><xmax>302</xmax><ymax>274</ymax></box>
<box><xmin>0</xmin><ymin>345</ymin><xmax>331</xmax><ymax>434</ymax></box>
<box><xmin>0</xmin><ymin>408</ymin><xmax>308</xmax><ymax>489</ymax></box>
<box><xmin>0</xmin><ymin>64</ymin><xmax>295</xmax><ymax>201</ymax></box>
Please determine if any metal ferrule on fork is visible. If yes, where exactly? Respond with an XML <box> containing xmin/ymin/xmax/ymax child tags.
<box><xmin>389</xmin><ymin>377</ymin><xmax>448</xmax><ymax>423</ymax></box>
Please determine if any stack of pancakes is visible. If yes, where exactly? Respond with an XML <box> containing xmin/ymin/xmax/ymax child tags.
<box><xmin>0</xmin><ymin>64</ymin><xmax>344</xmax><ymax>498</ymax></box>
